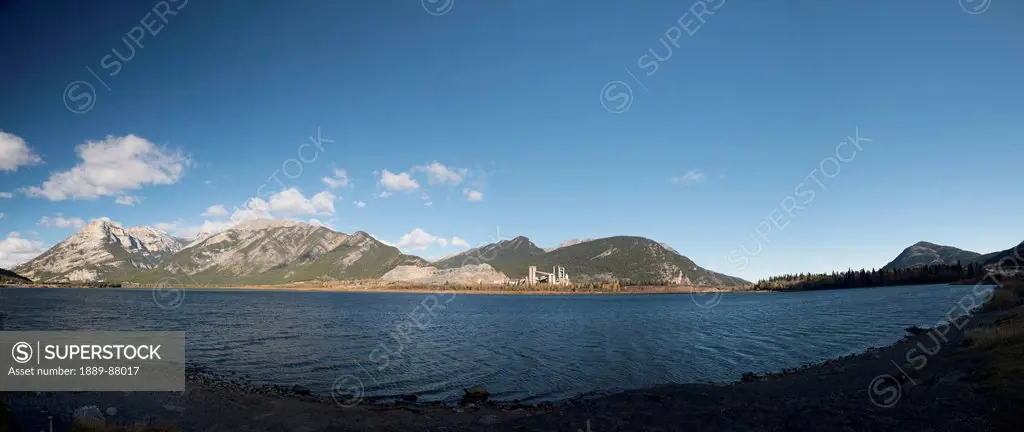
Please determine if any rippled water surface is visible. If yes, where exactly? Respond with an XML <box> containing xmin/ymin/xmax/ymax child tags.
<box><xmin>0</xmin><ymin>284</ymin><xmax>989</xmax><ymax>402</ymax></box>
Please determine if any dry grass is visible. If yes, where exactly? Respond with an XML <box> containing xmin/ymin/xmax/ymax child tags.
<box><xmin>1005</xmin><ymin>279</ymin><xmax>1024</xmax><ymax>297</ymax></box>
<box><xmin>983</xmin><ymin>288</ymin><xmax>1020</xmax><ymax>312</ymax></box>
<box><xmin>961</xmin><ymin>306</ymin><xmax>1024</xmax><ymax>399</ymax></box>
<box><xmin>965</xmin><ymin>312</ymin><xmax>1024</xmax><ymax>350</ymax></box>
<box><xmin>967</xmin><ymin>280</ymin><xmax>1024</xmax><ymax>351</ymax></box>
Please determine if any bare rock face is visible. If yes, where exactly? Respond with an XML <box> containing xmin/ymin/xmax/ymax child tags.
<box><xmin>382</xmin><ymin>263</ymin><xmax>510</xmax><ymax>285</ymax></box>
<box><xmin>14</xmin><ymin>219</ymin><xmax>185</xmax><ymax>282</ymax></box>
<box><xmin>167</xmin><ymin>220</ymin><xmax>349</xmax><ymax>277</ymax></box>
<box><xmin>544</xmin><ymin>238</ymin><xmax>595</xmax><ymax>252</ymax></box>
<box><xmin>163</xmin><ymin>224</ymin><xmax>432</xmax><ymax>283</ymax></box>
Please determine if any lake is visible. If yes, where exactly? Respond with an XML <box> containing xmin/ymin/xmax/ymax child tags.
<box><xmin>0</xmin><ymin>284</ymin><xmax>991</xmax><ymax>403</ymax></box>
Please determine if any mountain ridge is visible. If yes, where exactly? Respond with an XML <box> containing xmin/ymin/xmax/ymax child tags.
<box><xmin>436</xmin><ymin>235</ymin><xmax>749</xmax><ymax>286</ymax></box>
<box><xmin>17</xmin><ymin>222</ymin><xmax>750</xmax><ymax>286</ymax></box>
<box><xmin>0</xmin><ymin>268</ymin><xmax>31</xmax><ymax>284</ymax></box>
<box><xmin>135</xmin><ymin>223</ymin><xmax>431</xmax><ymax>285</ymax></box>
<box><xmin>881</xmin><ymin>241</ymin><xmax>982</xmax><ymax>271</ymax></box>
<box><xmin>977</xmin><ymin>240</ymin><xmax>1024</xmax><ymax>268</ymax></box>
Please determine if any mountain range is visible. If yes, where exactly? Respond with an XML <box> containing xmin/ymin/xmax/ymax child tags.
<box><xmin>12</xmin><ymin>219</ymin><xmax>751</xmax><ymax>286</ymax></box>
<box><xmin>10</xmin><ymin>219</ymin><xmax>1021</xmax><ymax>286</ymax></box>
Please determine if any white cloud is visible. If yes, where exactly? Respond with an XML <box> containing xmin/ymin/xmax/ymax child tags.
<box><xmin>0</xmin><ymin>213</ymin><xmax>5</xmax><ymax>220</ymax></box>
<box><xmin>353</xmin><ymin>200</ymin><xmax>366</xmax><ymax>208</ymax></box>
<box><xmin>451</xmin><ymin>237</ymin><xmax>470</xmax><ymax>248</ymax></box>
<box><xmin>414</xmin><ymin>162</ymin><xmax>466</xmax><ymax>185</ymax></box>
<box><xmin>424</xmin><ymin>201</ymin><xmax>433</xmax><ymax>206</ymax></box>
<box><xmin>154</xmin><ymin>219</ymin><xmax>235</xmax><ymax>240</ymax></box>
<box><xmin>267</xmin><ymin>188</ymin><xmax>336</xmax><ymax>217</ymax></box>
<box><xmin>23</xmin><ymin>135</ymin><xmax>190</xmax><ymax>200</ymax></box>
<box><xmin>671</xmin><ymin>169</ymin><xmax>706</xmax><ymax>185</ymax></box>
<box><xmin>115</xmin><ymin>195</ymin><xmax>141</xmax><ymax>206</ymax></box>
<box><xmin>311</xmin><ymin>191</ymin><xmax>336</xmax><ymax>214</ymax></box>
<box><xmin>395</xmin><ymin>228</ymin><xmax>449</xmax><ymax>251</ymax></box>
<box><xmin>464</xmin><ymin>189</ymin><xmax>484</xmax><ymax>201</ymax></box>
<box><xmin>377</xmin><ymin>191</ymin><xmax>392</xmax><ymax>199</ymax></box>
<box><xmin>322</xmin><ymin>168</ymin><xmax>352</xmax><ymax>189</ymax></box>
<box><xmin>0</xmin><ymin>130</ymin><xmax>43</xmax><ymax>172</ymax></box>
<box><xmin>37</xmin><ymin>214</ymin><xmax>86</xmax><ymax>229</ymax></box>
<box><xmin>201</xmin><ymin>205</ymin><xmax>229</xmax><ymax>218</ymax></box>
<box><xmin>0</xmin><ymin>232</ymin><xmax>47</xmax><ymax>268</ymax></box>
<box><xmin>0</xmin><ymin>192</ymin><xmax>13</xmax><ymax>199</ymax></box>
<box><xmin>379</xmin><ymin>170</ymin><xmax>419</xmax><ymax>191</ymax></box>
<box><xmin>172</xmin><ymin>191</ymin><xmax>335</xmax><ymax>238</ymax></box>
<box><xmin>229</xmin><ymin>197</ymin><xmax>273</xmax><ymax>223</ymax></box>
<box><xmin>307</xmin><ymin>218</ymin><xmax>334</xmax><ymax>229</ymax></box>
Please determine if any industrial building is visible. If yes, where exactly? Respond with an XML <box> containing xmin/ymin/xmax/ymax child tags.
<box><xmin>527</xmin><ymin>265</ymin><xmax>571</xmax><ymax>285</ymax></box>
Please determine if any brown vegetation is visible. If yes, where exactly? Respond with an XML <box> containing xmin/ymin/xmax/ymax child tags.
<box><xmin>958</xmin><ymin>279</ymin><xmax>1024</xmax><ymax>426</ymax></box>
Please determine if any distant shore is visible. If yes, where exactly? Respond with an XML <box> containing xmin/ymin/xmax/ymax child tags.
<box><xmin>1</xmin><ymin>281</ymin><xmax>752</xmax><ymax>295</ymax></box>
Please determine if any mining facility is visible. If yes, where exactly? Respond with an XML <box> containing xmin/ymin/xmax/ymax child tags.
<box><xmin>527</xmin><ymin>265</ymin><xmax>571</xmax><ymax>285</ymax></box>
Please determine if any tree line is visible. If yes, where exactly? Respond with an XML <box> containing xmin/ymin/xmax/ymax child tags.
<box><xmin>753</xmin><ymin>262</ymin><xmax>984</xmax><ymax>292</ymax></box>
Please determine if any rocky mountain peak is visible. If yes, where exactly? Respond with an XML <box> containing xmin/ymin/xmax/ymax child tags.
<box><xmin>882</xmin><ymin>241</ymin><xmax>981</xmax><ymax>270</ymax></box>
<box><xmin>233</xmin><ymin>219</ymin><xmax>303</xmax><ymax>231</ymax></box>
<box><xmin>545</xmin><ymin>238</ymin><xmax>595</xmax><ymax>252</ymax></box>
<box><xmin>502</xmin><ymin>236</ymin><xmax>537</xmax><ymax>249</ymax></box>
<box><xmin>14</xmin><ymin>220</ymin><xmax>186</xmax><ymax>282</ymax></box>
<box><xmin>79</xmin><ymin>218</ymin><xmax>116</xmax><ymax>234</ymax></box>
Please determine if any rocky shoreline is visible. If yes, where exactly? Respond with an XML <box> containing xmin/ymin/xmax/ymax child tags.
<box><xmin>4</xmin><ymin>293</ymin><xmax>1021</xmax><ymax>431</ymax></box>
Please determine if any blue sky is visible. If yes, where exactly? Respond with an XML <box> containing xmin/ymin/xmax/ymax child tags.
<box><xmin>1</xmin><ymin>0</ymin><xmax>1022</xmax><ymax>281</ymax></box>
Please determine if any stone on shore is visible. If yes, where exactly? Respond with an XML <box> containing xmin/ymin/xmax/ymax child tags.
<box><xmin>73</xmin><ymin>405</ymin><xmax>105</xmax><ymax>426</ymax></box>
<box><xmin>462</xmin><ymin>385</ymin><xmax>490</xmax><ymax>404</ymax></box>
<box><xmin>105</xmin><ymin>407</ymin><xmax>118</xmax><ymax>417</ymax></box>
<box><xmin>905</xmin><ymin>325</ymin><xmax>928</xmax><ymax>335</ymax></box>
<box><xmin>292</xmin><ymin>384</ymin><xmax>311</xmax><ymax>395</ymax></box>
<box><xmin>162</xmin><ymin>404</ymin><xmax>186</xmax><ymax>413</ymax></box>
<box><xmin>478</xmin><ymin>414</ymin><xmax>500</xmax><ymax>425</ymax></box>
